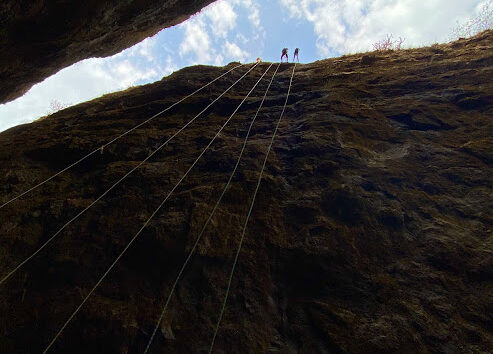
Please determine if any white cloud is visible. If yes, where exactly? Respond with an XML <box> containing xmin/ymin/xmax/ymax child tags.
<box><xmin>222</xmin><ymin>41</ymin><xmax>250</xmax><ymax>62</ymax></box>
<box><xmin>107</xmin><ymin>60</ymin><xmax>153</xmax><ymax>87</ymax></box>
<box><xmin>225</xmin><ymin>0</ymin><xmax>265</xmax><ymax>46</ymax></box>
<box><xmin>248</xmin><ymin>7</ymin><xmax>260</xmax><ymax>27</ymax></box>
<box><xmin>279</xmin><ymin>0</ymin><xmax>484</xmax><ymax>56</ymax></box>
<box><xmin>214</xmin><ymin>54</ymin><xmax>225</xmax><ymax>66</ymax></box>
<box><xmin>280</xmin><ymin>0</ymin><xmax>303</xmax><ymax>17</ymax></box>
<box><xmin>242</xmin><ymin>0</ymin><xmax>261</xmax><ymax>27</ymax></box>
<box><xmin>163</xmin><ymin>55</ymin><xmax>178</xmax><ymax>75</ymax></box>
<box><xmin>179</xmin><ymin>18</ymin><xmax>213</xmax><ymax>63</ymax></box>
<box><xmin>135</xmin><ymin>37</ymin><xmax>157</xmax><ymax>62</ymax></box>
<box><xmin>235</xmin><ymin>33</ymin><xmax>249</xmax><ymax>44</ymax></box>
<box><xmin>241</xmin><ymin>0</ymin><xmax>265</xmax><ymax>40</ymax></box>
<box><xmin>205</xmin><ymin>0</ymin><xmax>238</xmax><ymax>38</ymax></box>
<box><xmin>113</xmin><ymin>36</ymin><xmax>157</xmax><ymax>63</ymax></box>
<box><xmin>179</xmin><ymin>4</ymin><xmax>250</xmax><ymax>66</ymax></box>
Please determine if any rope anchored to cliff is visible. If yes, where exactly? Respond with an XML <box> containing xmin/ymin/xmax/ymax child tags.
<box><xmin>41</xmin><ymin>62</ymin><xmax>271</xmax><ymax>354</ymax></box>
<box><xmin>143</xmin><ymin>61</ymin><xmax>281</xmax><ymax>354</ymax></box>
<box><xmin>0</xmin><ymin>64</ymin><xmax>243</xmax><ymax>210</ymax></box>
<box><xmin>0</xmin><ymin>63</ymin><xmax>258</xmax><ymax>288</ymax></box>
<box><xmin>209</xmin><ymin>63</ymin><xmax>297</xmax><ymax>353</ymax></box>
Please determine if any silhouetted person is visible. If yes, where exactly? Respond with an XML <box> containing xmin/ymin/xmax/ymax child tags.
<box><xmin>281</xmin><ymin>48</ymin><xmax>288</xmax><ymax>63</ymax></box>
<box><xmin>293</xmin><ymin>48</ymin><xmax>299</xmax><ymax>63</ymax></box>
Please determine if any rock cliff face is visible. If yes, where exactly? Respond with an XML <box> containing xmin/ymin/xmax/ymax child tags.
<box><xmin>0</xmin><ymin>0</ymin><xmax>216</xmax><ymax>104</ymax></box>
<box><xmin>0</xmin><ymin>31</ymin><xmax>492</xmax><ymax>353</ymax></box>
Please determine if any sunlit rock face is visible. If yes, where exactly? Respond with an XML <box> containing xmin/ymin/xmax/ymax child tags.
<box><xmin>0</xmin><ymin>0</ymin><xmax>216</xmax><ymax>104</ymax></box>
<box><xmin>0</xmin><ymin>31</ymin><xmax>492</xmax><ymax>353</ymax></box>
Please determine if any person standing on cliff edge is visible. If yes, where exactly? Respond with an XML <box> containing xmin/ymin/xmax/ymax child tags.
<box><xmin>281</xmin><ymin>48</ymin><xmax>288</xmax><ymax>62</ymax></box>
<box><xmin>293</xmin><ymin>48</ymin><xmax>299</xmax><ymax>63</ymax></box>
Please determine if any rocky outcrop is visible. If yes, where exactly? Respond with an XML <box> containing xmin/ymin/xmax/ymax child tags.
<box><xmin>0</xmin><ymin>31</ymin><xmax>492</xmax><ymax>353</ymax></box>
<box><xmin>0</xmin><ymin>0</ymin><xmax>216</xmax><ymax>104</ymax></box>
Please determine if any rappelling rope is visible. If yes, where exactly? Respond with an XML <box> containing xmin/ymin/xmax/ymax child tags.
<box><xmin>0</xmin><ymin>63</ymin><xmax>258</xmax><ymax>288</ymax></box>
<box><xmin>0</xmin><ymin>64</ymin><xmax>244</xmax><ymax>210</ymax></box>
<box><xmin>209</xmin><ymin>63</ymin><xmax>297</xmax><ymax>354</ymax></box>
<box><xmin>41</xmin><ymin>63</ymin><xmax>272</xmax><ymax>354</ymax></box>
<box><xmin>143</xmin><ymin>62</ymin><xmax>281</xmax><ymax>354</ymax></box>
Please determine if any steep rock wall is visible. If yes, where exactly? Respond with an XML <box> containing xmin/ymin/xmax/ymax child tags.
<box><xmin>0</xmin><ymin>31</ymin><xmax>492</xmax><ymax>353</ymax></box>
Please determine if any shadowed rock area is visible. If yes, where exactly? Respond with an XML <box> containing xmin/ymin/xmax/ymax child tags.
<box><xmin>0</xmin><ymin>31</ymin><xmax>492</xmax><ymax>353</ymax></box>
<box><xmin>0</xmin><ymin>0</ymin><xmax>216</xmax><ymax>104</ymax></box>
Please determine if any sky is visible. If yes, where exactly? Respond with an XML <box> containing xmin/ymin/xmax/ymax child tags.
<box><xmin>0</xmin><ymin>0</ymin><xmax>489</xmax><ymax>132</ymax></box>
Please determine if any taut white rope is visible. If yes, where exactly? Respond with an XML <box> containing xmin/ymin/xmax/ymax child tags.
<box><xmin>143</xmin><ymin>62</ymin><xmax>281</xmax><ymax>354</ymax></box>
<box><xmin>209</xmin><ymin>63</ymin><xmax>297</xmax><ymax>353</ymax></box>
<box><xmin>0</xmin><ymin>63</ymin><xmax>258</xmax><ymax>288</ymax></box>
<box><xmin>0</xmin><ymin>64</ymin><xmax>243</xmax><ymax>210</ymax></box>
<box><xmin>41</xmin><ymin>63</ymin><xmax>271</xmax><ymax>354</ymax></box>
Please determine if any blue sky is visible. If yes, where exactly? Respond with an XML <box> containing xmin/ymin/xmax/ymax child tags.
<box><xmin>0</xmin><ymin>0</ymin><xmax>490</xmax><ymax>132</ymax></box>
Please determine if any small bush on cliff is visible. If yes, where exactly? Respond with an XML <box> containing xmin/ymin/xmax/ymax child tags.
<box><xmin>373</xmin><ymin>34</ymin><xmax>405</xmax><ymax>51</ymax></box>
<box><xmin>47</xmin><ymin>99</ymin><xmax>71</xmax><ymax>115</ymax></box>
<box><xmin>35</xmin><ymin>100</ymin><xmax>72</xmax><ymax>122</ymax></box>
<box><xmin>451</xmin><ymin>0</ymin><xmax>492</xmax><ymax>39</ymax></box>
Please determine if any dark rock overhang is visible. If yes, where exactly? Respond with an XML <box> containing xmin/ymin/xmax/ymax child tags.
<box><xmin>0</xmin><ymin>0</ymin><xmax>217</xmax><ymax>104</ymax></box>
